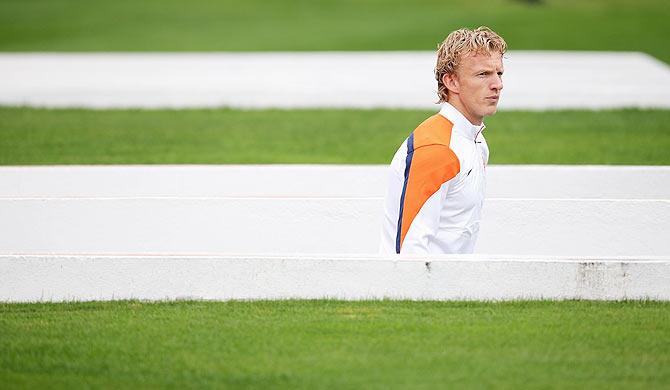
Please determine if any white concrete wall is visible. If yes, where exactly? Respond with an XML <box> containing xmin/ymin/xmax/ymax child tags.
<box><xmin>0</xmin><ymin>165</ymin><xmax>388</xmax><ymax>198</ymax></box>
<box><xmin>1</xmin><ymin>52</ymin><xmax>669</xmax><ymax>109</ymax></box>
<box><xmin>1</xmin><ymin>165</ymin><xmax>668</xmax><ymax>256</ymax></box>
<box><xmin>1</xmin><ymin>197</ymin><xmax>668</xmax><ymax>256</ymax></box>
<box><xmin>2</xmin><ymin>165</ymin><xmax>668</xmax><ymax>302</ymax></box>
<box><xmin>2</xmin><ymin>165</ymin><xmax>669</xmax><ymax>199</ymax></box>
<box><xmin>1</xmin><ymin>255</ymin><xmax>668</xmax><ymax>302</ymax></box>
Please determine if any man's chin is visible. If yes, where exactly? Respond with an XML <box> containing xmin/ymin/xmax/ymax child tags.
<box><xmin>484</xmin><ymin>106</ymin><xmax>498</xmax><ymax>117</ymax></box>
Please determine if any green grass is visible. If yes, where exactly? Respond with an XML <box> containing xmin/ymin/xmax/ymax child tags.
<box><xmin>0</xmin><ymin>300</ymin><xmax>668</xmax><ymax>388</ymax></box>
<box><xmin>1</xmin><ymin>107</ymin><xmax>668</xmax><ymax>165</ymax></box>
<box><xmin>1</xmin><ymin>0</ymin><xmax>669</xmax><ymax>63</ymax></box>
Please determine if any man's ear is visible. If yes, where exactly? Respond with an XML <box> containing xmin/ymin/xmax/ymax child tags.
<box><xmin>442</xmin><ymin>73</ymin><xmax>460</xmax><ymax>95</ymax></box>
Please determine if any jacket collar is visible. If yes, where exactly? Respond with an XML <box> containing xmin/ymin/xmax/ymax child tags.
<box><xmin>438</xmin><ymin>102</ymin><xmax>486</xmax><ymax>141</ymax></box>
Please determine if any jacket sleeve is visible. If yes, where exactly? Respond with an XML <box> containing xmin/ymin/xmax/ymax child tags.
<box><xmin>397</xmin><ymin>144</ymin><xmax>460</xmax><ymax>254</ymax></box>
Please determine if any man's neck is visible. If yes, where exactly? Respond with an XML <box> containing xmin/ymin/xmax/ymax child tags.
<box><xmin>446</xmin><ymin>96</ymin><xmax>483</xmax><ymax>126</ymax></box>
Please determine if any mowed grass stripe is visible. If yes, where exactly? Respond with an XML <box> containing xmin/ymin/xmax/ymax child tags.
<box><xmin>1</xmin><ymin>107</ymin><xmax>668</xmax><ymax>165</ymax></box>
<box><xmin>1</xmin><ymin>0</ymin><xmax>669</xmax><ymax>63</ymax></box>
<box><xmin>0</xmin><ymin>300</ymin><xmax>668</xmax><ymax>388</ymax></box>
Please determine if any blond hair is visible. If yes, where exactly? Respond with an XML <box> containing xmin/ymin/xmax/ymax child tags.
<box><xmin>435</xmin><ymin>26</ymin><xmax>507</xmax><ymax>102</ymax></box>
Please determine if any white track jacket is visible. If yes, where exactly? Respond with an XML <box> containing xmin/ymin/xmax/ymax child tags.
<box><xmin>380</xmin><ymin>102</ymin><xmax>489</xmax><ymax>254</ymax></box>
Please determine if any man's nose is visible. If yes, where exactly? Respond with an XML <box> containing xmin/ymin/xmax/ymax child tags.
<box><xmin>491</xmin><ymin>75</ymin><xmax>503</xmax><ymax>91</ymax></box>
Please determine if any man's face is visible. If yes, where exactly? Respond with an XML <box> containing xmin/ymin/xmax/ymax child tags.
<box><xmin>445</xmin><ymin>51</ymin><xmax>504</xmax><ymax>125</ymax></box>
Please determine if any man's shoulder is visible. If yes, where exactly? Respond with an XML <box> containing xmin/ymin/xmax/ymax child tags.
<box><xmin>389</xmin><ymin>113</ymin><xmax>460</xmax><ymax>173</ymax></box>
<box><xmin>411</xmin><ymin>114</ymin><xmax>455</xmax><ymax>150</ymax></box>
<box><xmin>409</xmin><ymin>114</ymin><xmax>460</xmax><ymax>168</ymax></box>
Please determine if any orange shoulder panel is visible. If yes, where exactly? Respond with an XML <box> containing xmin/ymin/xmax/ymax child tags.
<box><xmin>413</xmin><ymin>114</ymin><xmax>454</xmax><ymax>148</ymax></box>
<box><xmin>399</xmin><ymin>115</ymin><xmax>460</xmax><ymax>250</ymax></box>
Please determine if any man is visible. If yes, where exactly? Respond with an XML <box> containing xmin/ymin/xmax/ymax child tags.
<box><xmin>379</xmin><ymin>26</ymin><xmax>507</xmax><ymax>254</ymax></box>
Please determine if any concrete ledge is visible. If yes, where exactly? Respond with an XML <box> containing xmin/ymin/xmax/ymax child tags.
<box><xmin>1</xmin><ymin>255</ymin><xmax>668</xmax><ymax>302</ymax></box>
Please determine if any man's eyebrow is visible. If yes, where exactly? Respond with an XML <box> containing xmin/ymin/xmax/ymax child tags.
<box><xmin>474</xmin><ymin>67</ymin><xmax>504</xmax><ymax>75</ymax></box>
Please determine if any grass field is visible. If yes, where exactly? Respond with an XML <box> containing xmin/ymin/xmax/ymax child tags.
<box><xmin>1</xmin><ymin>300</ymin><xmax>668</xmax><ymax>389</ymax></box>
<box><xmin>1</xmin><ymin>0</ymin><xmax>669</xmax><ymax>63</ymax></box>
<box><xmin>1</xmin><ymin>107</ymin><xmax>668</xmax><ymax>165</ymax></box>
